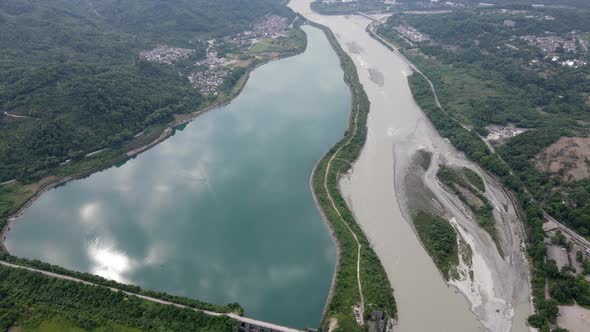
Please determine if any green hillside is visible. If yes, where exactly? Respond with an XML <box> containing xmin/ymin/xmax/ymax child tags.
<box><xmin>0</xmin><ymin>0</ymin><xmax>290</xmax><ymax>183</ymax></box>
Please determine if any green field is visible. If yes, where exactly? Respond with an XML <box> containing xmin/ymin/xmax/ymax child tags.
<box><xmin>248</xmin><ymin>28</ymin><xmax>307</xmax><ymax>55</ymax></box>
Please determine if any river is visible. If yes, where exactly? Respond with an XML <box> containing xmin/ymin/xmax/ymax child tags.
<box><xmin>289</xmin><ymin>1</ymin><xmax>532</xmax><ymax>331</ymax></box>
<box><xmin>5</xmin><ymin>25</ymin><xmax>348</xmax><ymax>329</ymax></box>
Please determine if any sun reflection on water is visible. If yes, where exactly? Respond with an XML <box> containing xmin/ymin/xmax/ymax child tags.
<box><xmin>87</xmin><ymin>238</ymin><xmax>134</xmax><ymax>284</ymax></box>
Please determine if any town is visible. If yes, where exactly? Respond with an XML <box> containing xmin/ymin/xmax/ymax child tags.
<box><xmin>140</xmin><ymin>15</ymin><xmax>290</xmax><ymax>96</ymax></box>
<box><xmin>233</xmin><ymin>15</ymin><xmax>289</xmax><ymax>43</ymax></box>
<box><xmin>188</xmin><ymin>69</ymin><xmax>229</xmax><ymax>96</ymax></box>
<box><xmin>521</xmin><ymin>35</ymin><xmax>578</xmax><ymax>55</ymax></box>
<box><xmin>520</xmin><ymin>33</ymin><xmax>588</xmax><ymax>67</ymax></box>
<box><xmin>140</xmin><ymin>45</ymin><xmax>195</xmax><ymax>64</ymax></box>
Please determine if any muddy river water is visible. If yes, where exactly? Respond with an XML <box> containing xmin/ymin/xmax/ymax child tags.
<box><xmin>289</xmin><ymin>1</ymin><xmax>532</xmax><ymax>331</ymax></box>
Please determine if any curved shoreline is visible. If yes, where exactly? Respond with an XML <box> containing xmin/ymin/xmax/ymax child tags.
<box><xmin>0</xmin><ymin>42</ymin><xmax>307</xmax><ymax>254</ymax></box>
<box><xmin>2</xmin><ymin>12</ymin><xmax>394</xmax><ymax>328</ymax></box>
<box><xmin>368</xmin><ymin>17</ymin><xmax>534</xmax><ymax>331</ymax></box>
<box><xmin>309</xmin><ymin>150</ymin><xmax>340</xmax><ymax>321</ymax></box>
<box><xmin>306</xmin><ymin>19</ymin><xmax>362</xmax><ymax>322</ymax></box>
<box><xmin>294</xmin><ymin>2</ymin><xmax>398</xmax><ymax>326</ymax></box>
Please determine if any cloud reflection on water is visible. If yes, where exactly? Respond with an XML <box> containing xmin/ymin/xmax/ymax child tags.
<box><xmin>8</xmin><ymin>26</ymin><xmax>347</xmax><ymax>328</ymax></box>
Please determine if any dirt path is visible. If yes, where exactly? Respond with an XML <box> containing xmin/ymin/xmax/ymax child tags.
<box><xmin>0</xmin><ymin>260</ymin><xmax>301</xmax><ymax>332</ymax></box>
<box><xmin>322</xmin><ymin>99</ymin><xmax>365</xmax><ymax>325</ymax></box>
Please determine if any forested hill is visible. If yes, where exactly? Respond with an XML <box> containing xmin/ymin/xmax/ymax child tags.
<box><xmin>90</xmin><ymin>0</ymin><xmax>293</xmax><ymax>43</ymax></box>
<box><xmin>0</xmin><ymin>0</ymin><xmax>291</xmax><ymax>183</ymax></box>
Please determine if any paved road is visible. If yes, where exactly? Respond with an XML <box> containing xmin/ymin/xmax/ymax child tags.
<box><xmin>0</xmin><ymin>260</ymin><xmax>301</xmax><ymax>332</ymax></box>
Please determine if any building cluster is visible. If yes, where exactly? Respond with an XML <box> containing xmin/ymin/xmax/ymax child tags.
<box><xmin>195</xmin><ymin>41</ymin><xmax>232</xmax><ymax>69</ymax></box>
<box><xmin>233</xmin><ymin>15</ymin><xmax>289</xmax><ymax>42</ymax></box>
<box><xmin>520</xmin><ymin>35</ymin><xmax>578</xmax><ymax>55</ymax></box>
<box><xmin>188</xmin><ymin>69</ymin><xmax>229</xmax><ymax>96</ymax></box>
<box><xmin>420</xmin><ymin>0</ymin><xmax>464</xmax><ymax>8</ymax></box>
<box><xmin>141</xmin><ymin>15</ymin><xmax>290</xmax><ymax>96</ymax></box>
<box><xmin>486</xmin><ymin>125</ymin><xmax>527</xmax><ymax>142</ymax></box>
<box><xmin>192</xmin><ymin>40</ymin><xmax>240</xmax><ymax>95</ymax></box>
<box><xmin>520</xmin><ymin>33</ymin><xmax>588</xmax><ymax>67</ymax></box>
<box><xmin>140</xmin><ymin>46</ymin><xmax>194</xmax><ymax>64</ymax></box>
<box><xmin>557</xmin><ymin>58</ymin><xmax>588</xmax><ymax>68</ymax></box>
<box><xmin>395</xmin><ymin>25</ymin><xmax>431</xmax><ymax>42</ymax></box>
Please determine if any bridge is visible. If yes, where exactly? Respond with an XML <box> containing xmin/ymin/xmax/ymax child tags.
<box><xmin>0</xmin><ymin>260</ymin><xmax>302</xmax><ymax>332</ymax></box>
<box><xmin>357</xmin><ymin>11</ymin><xmax>379</xmax><ymax>22</ymax></box>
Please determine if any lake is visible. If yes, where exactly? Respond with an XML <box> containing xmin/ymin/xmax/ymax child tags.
<box><xmin>6</xmin><ymin>25</ymin><xmax>350</xmax><ymax>329</ymax></box>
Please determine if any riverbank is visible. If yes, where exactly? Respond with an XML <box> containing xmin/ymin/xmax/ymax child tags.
<box><xmin>291</xmin><ymin>1</ymin><xmax>535</xmax><ymax>330</ymax></box>
<box><xmin>368</xmin><ymin>15</ymin><xmax>533</xmax><ymax>331</ymax></box>
<box><xmin>302</xmin><ymin>18</ymin><xmax>397</xmax><ymax>330</ymax></box>
<box><xmin>290</xmin><ymin>3</ymin><xmax>485</xmax><ymax>330</ymax></box>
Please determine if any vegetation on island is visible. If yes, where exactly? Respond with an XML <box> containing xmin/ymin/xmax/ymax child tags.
<box><xmin>378</xmin><ymin>7</ymin><xmax>590</xmax><ymax>238</ymax></box>
<box><xmin>462</xmin><ymin>167</ymin><xmax>485</xmax><ymax>192</ymax></box>
<box><xmin>376</xmin><ymin>6</ymin><xmax>590</xmax><ymax>330</ymax></box>
<box><xmin>436</xmin><ymin>165</ymin><xmax>497</xmax><ymax>247</ymax></box>
<box><xmin>307</xmin><ymin>21</ymin><xmax>397</xmax><ymax>331</ymax></box>
<box><xmin>412</xmin><ymin>211</ymin><xmax>459</xmax><ymax>281</ymax></box>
